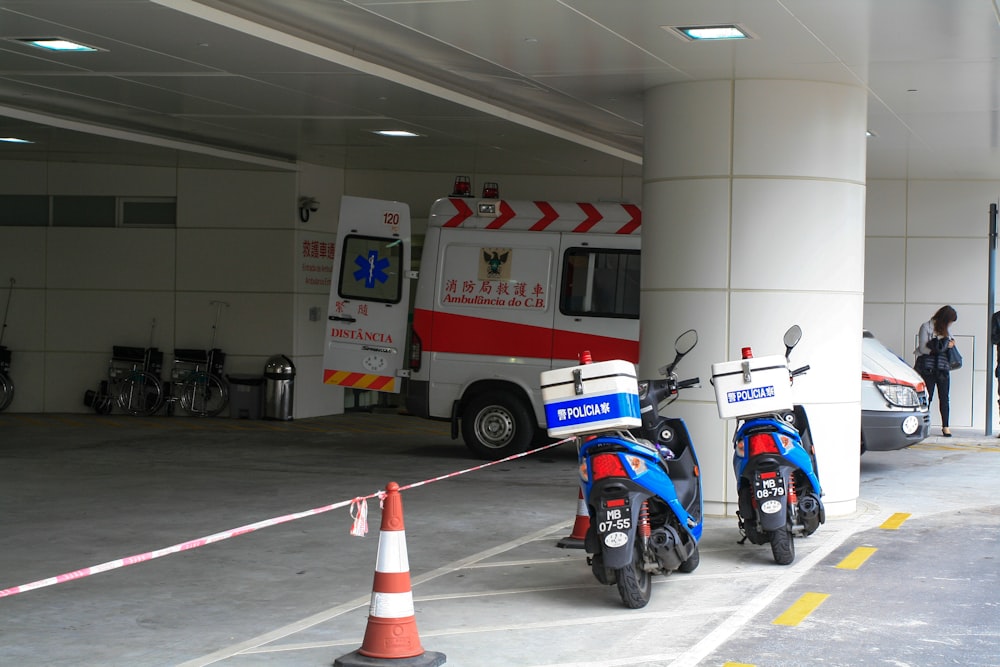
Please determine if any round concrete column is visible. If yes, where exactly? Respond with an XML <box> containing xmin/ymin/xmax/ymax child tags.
<box><xmin>640</xmin><ymin>79</ymin><xmax>867</xmax><ymax>517</ymax></box>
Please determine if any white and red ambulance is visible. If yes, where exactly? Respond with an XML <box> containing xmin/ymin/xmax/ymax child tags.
<box><xmin>323</xmin><ymin>191</ymin><xmax>641</xmax><ymax>459</ymax></box>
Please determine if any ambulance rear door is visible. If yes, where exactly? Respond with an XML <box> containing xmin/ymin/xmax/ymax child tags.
<box><xmin>323</xmin><ymin>196</ymin><xmax>411</xmax><ymax>393</ymax></box>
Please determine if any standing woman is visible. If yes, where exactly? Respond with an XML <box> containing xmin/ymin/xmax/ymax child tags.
<box><xmin>914</xmin><ymin>305</ymin><xmax>959</xmax><ymax>436</ymax></box>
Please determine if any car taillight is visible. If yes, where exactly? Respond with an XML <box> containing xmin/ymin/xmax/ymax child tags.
<box><xmin>748</xmin><ymin>433</ymin><xmax>780</xmax><ymax>457</ymax></box>
<box><xmin>591</xmin><ymin>453</ymin><xmax>628</xmax><ymax>480</ymax></box>
<box><xmin>408</xmin><ymin>330</ymin><xmax>422</xmax><ymax>371</ymax></box>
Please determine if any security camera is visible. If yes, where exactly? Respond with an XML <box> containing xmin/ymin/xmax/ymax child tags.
<box><xmin>298</xmin><ymin>196</ymin><xmax>319</xmax><ymax>222</ymax></box>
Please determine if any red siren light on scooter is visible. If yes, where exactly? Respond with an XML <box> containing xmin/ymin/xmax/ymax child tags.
<box><xmin>580</xmin><ymin>350</ymin><xmax>593</xmax><ymax>364</ymax></box>
<box><xmin>742</xmin><ymin>347</ymin><xmax>753</xmax><ymax>359</ymax></box>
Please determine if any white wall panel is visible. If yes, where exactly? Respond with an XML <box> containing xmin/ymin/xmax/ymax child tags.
<box><xmin>906</xmin><ymin>237</ymin><xmax>986</xmax><ymax>305</ymax></box>
<box><xmin>45</xmin><ymin>290</ymin><xmax>174</xmax><ymax>352</ymax></box>
<box><xmin>293</xmin><ymin>354</ymin><xmax>344</xmax><ymax>418</ymax></box>
<box><xmin>45</xmin><ymin>352</ymin><xmax>107</xmax><ymax>413</ymax></box>
<box><xmin>730</xmin><ymin>291</ymin><xmax>863</xmax><ymax>405</ymax></box>
<box><xmin>864</xmin><ymin>236</ymin><xmax>906</xmax><ymax>302</ymax></box>
<box><xmin>642</xmin><ymin>179</ymin><xmax>731</xmax><ymax>290</ymax></box>
<box><xmin>177</xmin><ymin>169</ymin><xmax>295</xmax><ymax>229</ymax></box>
<box><xmin>865</xmin><ymin>179</ymin><xmax>906</xmax><ymax>236</ymax></box>
<box><xmin>862</xmin><ymin>302</ymin><xmax>907</xmax><ymax>356</ymax></box>
<box><xmin>46</xmin><ymin>229</ymin><xmax>176</xmax><ymax>291</ymax></box>
<box><xmin>175</xmin><ymin>229</ymin><xmax>293</xmax><ymax>293</ymax></box>
<box><xmin>173</xmin><ymin>292</ymin><xmax>291</xmax><ymax>361</ymax></box>
<box><xmin>907</xmin><ymin>181</ymin><xmax>999</xmax><ymax>237</ymax></box>
<box><xmin>644</xmin><ymin>81</ymin><xmax>732</xmax><ymax>179</ymax></box>
<box><xmin>0</xmin><ymin>161</ymin><xmax>49</xmax><ymax>193</ymax></box>
<box><xmin>47</xmin><ymin>163</ymin><xmax>176</xmax><ymax>196</ymax></box>
<box><xmin>732</xmin><ymin>179</ymin><xmax>865</xmax><ymax>292</ymax></box>
<box><xmin>0</xmin><ymin>228</ymin><xmax>46</xmax><ymax>286</ymax></box>
<box><xmin>10</xmin><ymin>351</ymin><xmax>44</xmax><ymax>412</ymax></box>
<box><xmin>734</xmin><ymin>80</ymin><xmax>867</xmax><ymax>181</ymax></box>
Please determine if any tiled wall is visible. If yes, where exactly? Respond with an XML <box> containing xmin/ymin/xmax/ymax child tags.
<box><xmin>865</xmin><ymin>179</ymin><xmax>999</xmax><ymax>429</ymax></box>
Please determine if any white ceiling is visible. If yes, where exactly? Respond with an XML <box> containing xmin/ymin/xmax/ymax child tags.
<box><xmin>0</xmin><ymin>0</ymin><xmax>998</xmax><ymax>180</ymax></box>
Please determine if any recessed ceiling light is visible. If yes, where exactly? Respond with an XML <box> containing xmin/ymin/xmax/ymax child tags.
<box><xmin>372</xmin><ymin>130</ymin><xmax>420</xmax><ymax>137</ymax></box>
<box><xmin>0</xmin><ymin>137</ymin><xmax>32</xmax><ymax>144</ymax></box>
<box><xmin>664</xmin><ymin>24</ymin><xmax>753</xmax><ymax>41</ymax></box>
<box><xmin>14</xmin><ymin>37</ymin><xmax>101</xmax><ymax>52</ymax></box>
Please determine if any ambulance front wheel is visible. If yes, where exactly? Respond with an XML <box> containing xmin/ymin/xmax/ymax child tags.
<box><xmin>461</xmin><ymin>392</ymin><xmax>534</xmax><ymax>460</ymax></box>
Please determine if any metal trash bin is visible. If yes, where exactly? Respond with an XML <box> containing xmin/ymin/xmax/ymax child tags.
<box><xmin>263</xmin><ymin>355</ymin><xmax>295</xmax><ymax>420</ymax></box>
<box><xmin>227</xmin><ymin>374</ymin><xmax>263</xmax><ymax>419</ymax></box>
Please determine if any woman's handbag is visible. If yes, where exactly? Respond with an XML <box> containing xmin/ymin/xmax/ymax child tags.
<box><xmin>947</xmin><ymin>342</ymin><xmax>963</xmax><ymax>370</ymax></box>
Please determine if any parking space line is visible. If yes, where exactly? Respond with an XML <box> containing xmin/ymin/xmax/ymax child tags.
<box><xmin>880</xmin><ymin>512</ymin><xmax>910</xmax><ymax>530</ymax></box>
<box><xmin>722</xmin><ymin>663</ymin><xmax>755</xmax><ymax>667</ymax></box>
<box><xmin>772</xmin><ymin>591</ymin><xmax>829</xmax><ymax>626</ymax></box>
<box><xmin>835</xmin><ymin>546</ymin><xmax>877</xmax><ymax>570</ymax></box>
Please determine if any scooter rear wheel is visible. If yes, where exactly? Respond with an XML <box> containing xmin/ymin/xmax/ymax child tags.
<box><xmin>615</xmin><ymin>543</ymin><xmax>652</xmax><ymax>609</ymax></box>
<box><xmin>769</xmin><ymin>521</ymin><xmax>795</xmax><ymax>565</ymax></box>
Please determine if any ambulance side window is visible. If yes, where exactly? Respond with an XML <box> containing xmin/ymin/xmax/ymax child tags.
<box><xmin>337</xmin><ymin>234</ymin><xmax>404</xmax><ymax>304</ymax></box>
<box><xmin>560</xmin><ymin>248</ymin><xmax>640</xmax><ymax>318</ymax></box>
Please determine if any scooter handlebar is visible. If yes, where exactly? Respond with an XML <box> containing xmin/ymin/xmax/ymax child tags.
<box><xmin>791</xmin><ymin>365</ymin><xmax>810</xmax><ymax>377</ymax></box>
<box><xmin>677</xmin><ymin>377</ymin><xmax>701</xmax><ymax>389</ymax></box>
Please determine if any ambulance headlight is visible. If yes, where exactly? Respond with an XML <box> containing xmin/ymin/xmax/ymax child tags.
<box><xmin>876</xmin><ymin>382</ymin><xmax>919</xmax><ymax>408</ymax></box>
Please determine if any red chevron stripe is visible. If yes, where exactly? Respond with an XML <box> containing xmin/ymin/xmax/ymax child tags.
<box><xmin>530</xmin><ymin>201</ymin><xmax>559</xmax><ymax>230</ymax></box>
<box><xmin>443</xmin><ymin>198</ymin><xmax>473</xmax><ymax>227</ymax></box>
<box><xmin>617</xmin><ymin>204</ymin><xmax>642</xmax><ymax>234</ymax></box>
<box><xmin>574</xmin><ymin>202</ymin><xmax>603</xmax><ymax>232</ymax></box>
<box><xmin>486</xmin><ymin>200</ymin><xmax>516</xmax><ymax>229</ymax></box>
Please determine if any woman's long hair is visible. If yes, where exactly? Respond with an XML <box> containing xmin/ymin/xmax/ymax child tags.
<box><xmin>932</xmin><ymin>305</ymin><xmax>958</xmax><ymax>337</ymax></box>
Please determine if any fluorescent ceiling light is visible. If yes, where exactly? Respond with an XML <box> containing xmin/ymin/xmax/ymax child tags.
<box><xmin>667</xmin><ymin>24</ymin><xmax>752</xmax><ymax>41</ymax></box>
<box><xmin>16</xmin><ymin>38</ymin><xmax>100</xmax><ymax>52</ymax></box>
<box><xmin>0</xmin><ymin>137</ymin><xmax>32</xmax><ymax>144</ymax></box>
<box><xmin>373</xmin><ymin>130</ymin><xmax>420</xmax><ymax>137</ymax></box>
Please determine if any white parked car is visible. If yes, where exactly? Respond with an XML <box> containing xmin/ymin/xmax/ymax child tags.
<box><xmin>861</xmin><ymin>331</ymin><xmax>930</xmax><ymax>452</ymax></box>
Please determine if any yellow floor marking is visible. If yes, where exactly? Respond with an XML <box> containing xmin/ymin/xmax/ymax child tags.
<box><xmin>880</xmin><ymin>512</ymin><xmax>911</xmax><ymax>530</ymax></box>
<box><xmin>836</xmin><ymin>546</ymin><xmax>877</xmax><ymax>569</ymax></box>
<box><xmin>772</xmin><ymin>592</ymin><xmax>830</xmax><ymax>626</ymax></box>
<box><xmin>913</xmin><ymin>441</ymin><xmax>1000</xmax><ymax>452</ymax></box>
<box><xmin>723</xmin><ymin>663</ymin><xmax>756</xmax><ymax>667</ymax></box>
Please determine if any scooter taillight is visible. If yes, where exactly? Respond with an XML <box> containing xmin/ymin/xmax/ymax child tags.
<box><xmin>748</xmin><ymin>433</ymin><xmax>780</xmax><ymax>457</ymax></box>
<box><xmin>591</xmin><ymin>453</ymin><xmax>628</xmax><ymax>480</ymax></box>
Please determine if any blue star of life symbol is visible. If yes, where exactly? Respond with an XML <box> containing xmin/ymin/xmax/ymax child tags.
<box><xmin>354</xmin><ymin>250</ymin><xmax>391</xmax><ymax>288</ymax></box>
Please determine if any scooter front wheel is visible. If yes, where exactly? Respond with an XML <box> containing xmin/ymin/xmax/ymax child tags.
<box><xmin>769</xmin><ymin>521</ymin><xmax>795</xmax><ymax>565</ymax></box>
<box><xmin>614</xmin><ymin>543</ymin><xmax>652</xmax><ymax>609</ymax></box>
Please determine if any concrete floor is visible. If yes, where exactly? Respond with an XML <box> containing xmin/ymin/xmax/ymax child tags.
<box><xmin>0</xmin><ymin>412</ymin><xmax>997</xmax><ymax>667</ymax></box>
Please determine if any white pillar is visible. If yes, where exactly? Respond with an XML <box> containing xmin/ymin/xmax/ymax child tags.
<box><xmin>640</xmin><ymin>80</ymin><xmax>867</xmax><ymax>517</ymax></box>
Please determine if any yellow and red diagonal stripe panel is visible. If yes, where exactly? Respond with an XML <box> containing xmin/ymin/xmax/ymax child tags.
<box><xmin>324</xmin><ymin>369</ymin><xmax>396</xmax><ymax>392</ymax></box>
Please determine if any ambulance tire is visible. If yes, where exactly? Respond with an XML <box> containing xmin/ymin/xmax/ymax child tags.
<box><xmin>461</xmin><ymin>392</ymin><xmax>534</xmax><ymax>460</ymax></box>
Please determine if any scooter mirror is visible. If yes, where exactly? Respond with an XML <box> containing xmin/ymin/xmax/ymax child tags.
<box><xmin>675</xmin><ymin>329</ymin><xmax>698</xmax><ymax>356</ymax></box>
<box><xmin>659</xmin><ymin>329</ymin><xmax>699</xmax><ymax>377</ymax></box>
<box><xmin>783</xmin><ymin>325</ymin><xmax>802</xmax><ymax>358</ymax></box>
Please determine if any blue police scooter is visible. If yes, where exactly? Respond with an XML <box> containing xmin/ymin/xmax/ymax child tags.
<box><xmin>722</xmin><ymin>325</ymin><xmax>824</xmax><ymax>565</ymax></box>
<box><xmin>567</xmin><ymin>330</ymin><xmax>703</xmax><ymax>608</ymax></box>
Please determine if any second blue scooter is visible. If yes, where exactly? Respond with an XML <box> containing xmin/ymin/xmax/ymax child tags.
<box><xmin>713</xmin><ymin>325</ymin><xmax>824</xmax><ymax>565</ymax></box>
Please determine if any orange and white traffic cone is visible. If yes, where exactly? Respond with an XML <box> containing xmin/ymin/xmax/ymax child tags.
<box><xmin>556</xmin><ymin>487</ymin><xmax>590</xmax><ymax>549</ymax></box>
<box><xmin>335</xmin><ymin>482</ymin><xmax>446</xmax><ymax>667</ymax></box>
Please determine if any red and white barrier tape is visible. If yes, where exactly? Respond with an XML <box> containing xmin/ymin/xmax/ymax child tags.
<box><xmin>0</xmin><ymin>436</ymin><xmax>572</xmax><ymax>599</ymax></box>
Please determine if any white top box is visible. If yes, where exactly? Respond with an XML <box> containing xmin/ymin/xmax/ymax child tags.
<box><xmin>711</xmin><ymin>354</ymin><xmax>791</xmax><ymax>419</ymax></box>
<box><xmin>540</xmin><ymin>359</ymin><xmax>641</xmax><ymax>438</ymax></box>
